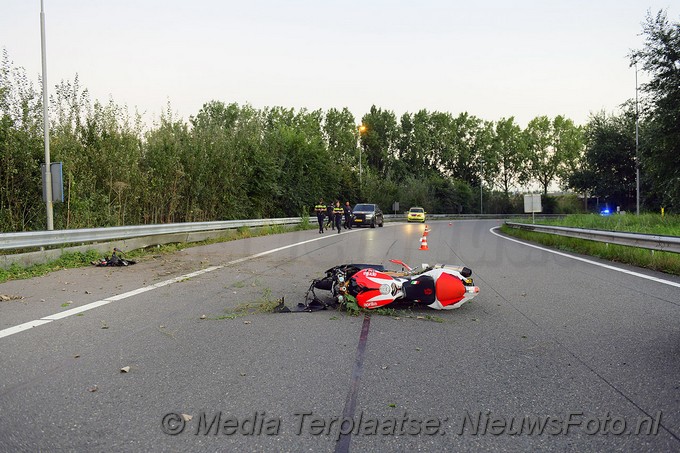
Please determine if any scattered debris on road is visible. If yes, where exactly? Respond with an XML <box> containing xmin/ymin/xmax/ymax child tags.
<box><xmin>91</xmin><ymin>248</ymin><xmax>136</xmax><ymax>267</ymax></box>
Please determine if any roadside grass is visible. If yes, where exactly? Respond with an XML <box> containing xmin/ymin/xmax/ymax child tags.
<box><xmin>0</xmin><ymin>222</ymin><xmax>316</xmax><ymax>284</ymax></box>
<box><xmin>0</xmin><ymin>250</ymin><xmax>102</xmax><ymax>283</ymax></box>
<box><xmin>501</xmin><ymin>214</ymin><xmax>680</xmax><ymax>276</ymax></box>
<box><xmin>526</xmin><ymin>213</ymin><xmax>680</xmax><ymax>236</ymax></box>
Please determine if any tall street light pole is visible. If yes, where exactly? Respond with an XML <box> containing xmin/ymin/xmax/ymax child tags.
<box><xmin>358</xmin><ymin>124</ymin><xmax>367</xmax><ymax>190</ymax></box>
<box><xmin>635</xmin><ymin>61</ymin><xmax>640</xmax><ymax>215</ymax></box>
<box><xmin>41</xmin><ymin>0</ymin><xmax>54</xmax><ymax>230</ymax></box>
<box><xmin>479</xmin><ymin>159</ymin><xmax>485</xmax><ymax>214</ymax></box>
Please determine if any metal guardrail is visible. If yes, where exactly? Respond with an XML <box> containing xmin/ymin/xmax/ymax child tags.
<box><xmin>505</xmin><ymin>222</ymin><xmax>680</xmax><ymax>254</ymax></box>
<box><xmin>0</xmin><ymin>218</ymin><xmax>308</xmax><ymax>251</ymax></box>
<box><xmin>411</xmin><ymin>214</ymin><xmax>565</xmax><ymax>220</ymax></box>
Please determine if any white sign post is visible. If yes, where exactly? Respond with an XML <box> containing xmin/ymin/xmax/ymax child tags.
<box><xmin>524</xmin><ymin>194</ymin><xmax>542</xmax><ymax>223</ymax></box>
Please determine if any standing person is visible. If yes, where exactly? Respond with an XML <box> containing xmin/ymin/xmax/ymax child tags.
<box><xmin>315</xmin><ymin>198</ymin><xmax>326</xmax><ymax>233</ymax></box>
<box><xmin>343</xmin><ymin>201</ymin><xmax>353</xmax><ymax>229</ymax></box>
<box><xmin>333</xmin><ymin>201</ymin><xmax>344</xmax><ymax>233</ymax></box>
<box><xmin>326</xmin><ymin>202</ymin><xmax>334</xmax><ymax>230</ymax></box>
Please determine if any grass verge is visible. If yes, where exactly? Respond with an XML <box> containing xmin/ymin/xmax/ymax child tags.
<box><xmin>501</xmin><ymin>218</ymin><xmax>680</xmax><ymax>276</ymax></box>
<box><xmin>0</xmin><ymin>250</ymin><xmax>102</xmax><ymax>283</ymax></box>
<box><xmin>527</xmin><ymin>213</ymin><xmax>680</xmax><ymax>236</ymax></box>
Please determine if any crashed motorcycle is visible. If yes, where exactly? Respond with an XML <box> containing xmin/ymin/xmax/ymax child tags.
<box><xmin>305</xmin><ymin>259</ymin><xmax>479</xmax><ymax>310</ymax></box>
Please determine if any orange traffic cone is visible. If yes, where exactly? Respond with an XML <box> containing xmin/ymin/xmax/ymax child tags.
<box><xmin>423</xmin><ymin>225</ymin><xmax>429</xmax><ymax>237</ymax></box>
<box><xmin>419</xmin><ymin>235</ymin><xmax>429</xmax><ymax>250</ymax></box>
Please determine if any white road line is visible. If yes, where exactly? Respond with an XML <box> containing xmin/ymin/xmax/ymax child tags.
<box><xmin>41</xmin><ymin>300</ymin><xmax>113</xmax><ymax>321</ymax></box>
<box><xmin>0</xmin><ymin>230</ymin><xmax>360</xmax><ymax>340</ymax></box>
<box><xmin>0</xmin><ymin>320</ymin><xmax>53</xmax><ymax>339</ymax></box>
<box><xmin>490</xmin><ymin>227</ymin><xmax>680</xmax><ymax>289</ymax></box>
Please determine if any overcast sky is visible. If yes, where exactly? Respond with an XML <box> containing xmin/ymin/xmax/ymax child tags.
<box><xmin>1</xmin><ymin>1</ymin><xmax>677</xmax><ymax>127</ymax></box>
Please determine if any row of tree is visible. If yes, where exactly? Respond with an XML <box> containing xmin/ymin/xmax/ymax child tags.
<box><xmin>0</xmin><ymin>10</ymin><xmax>677</xmax><ymax>232</ymax></box>
<box><xmin>570</xmin><ymin>11</ymin><xmax>680</xmax><ymax>212</ymax></box>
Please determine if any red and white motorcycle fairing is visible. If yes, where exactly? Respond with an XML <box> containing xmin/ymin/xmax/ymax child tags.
<box><xmin>350</xmin><ymin>265</ymin><xmax>479</xmax><ymax>310</ymax></box>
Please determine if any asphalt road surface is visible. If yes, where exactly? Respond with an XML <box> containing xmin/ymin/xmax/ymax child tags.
<box><xmin>1</xmin><ymin>220</ymin><xmax>679</xmax><ymax>452</ymax></box>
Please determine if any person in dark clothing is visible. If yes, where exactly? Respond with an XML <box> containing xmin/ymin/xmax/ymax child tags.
<box><xmin>333</xmin><ymin>201</ymin><xmax>344</xmax><ymax>233</ymax></box>
<box><xmin>343</xmin><ymin>201</ymin><xmax>353</xmax><ymax>229</ymax></box>
<box><xmin>315</xmin><ymin>199</ymin><xmax>326</xmax><ymax>233</ymax></box>
<box><xmin>325</xmin><ymin>203</ymin><xmax>334</xmax><ymax>230</ymax></box>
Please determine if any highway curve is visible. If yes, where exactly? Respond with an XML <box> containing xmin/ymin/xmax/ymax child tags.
<box><xmin>0</xmin><ymin>220</ymin><xmax>679</xmax><ymax>452</ymax></box>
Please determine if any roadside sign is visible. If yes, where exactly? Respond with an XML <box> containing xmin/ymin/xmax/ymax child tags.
<box><xmin>41</xmin><ymin>162</ymin><xmax>64</xmax><ymax>203</ymax></box>
<box><xmin>524</xmin><ymin>194</ymin><xmax>541</xmax><ymax>223</ymax></box>
<box><xmin>524</xmin><ymin>194</ymin><xmax>542</xmax><ymax>213</ymax></box>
